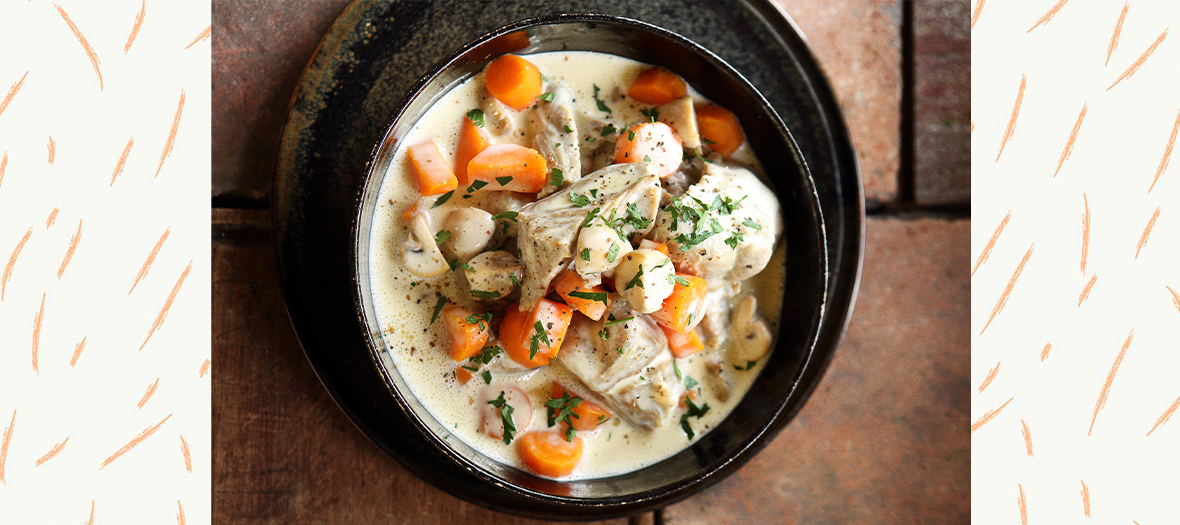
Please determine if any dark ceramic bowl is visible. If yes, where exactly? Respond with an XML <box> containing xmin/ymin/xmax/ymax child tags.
<box><xmin>352</xmin><ymin>14</ymin><xmax>828</xmax><ymax>508</ymax></box>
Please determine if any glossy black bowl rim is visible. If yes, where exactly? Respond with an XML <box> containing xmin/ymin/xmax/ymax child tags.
<box><xmin>348</xmin><ymin>13</ymin><xmax>828</xmax><ymax>508</ymax></box>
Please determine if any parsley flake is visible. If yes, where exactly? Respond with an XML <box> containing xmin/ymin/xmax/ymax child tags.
<box><xmin>430</xmin><ymin>296</ymin><xmax>447</xmax><ymax>324</ymax></box>
<box><xmin>495</xmin><ymin>175</ymin><xmax>514</xmax><ymax>186</ymax></box>
<box><xmin>466</xmin><ymin>109</ymin><xmax>485</xmax><ymax>127</ymax></box>
<box><xmin>432</xmin><ymin>190</ymin><xmax>454</xmax><ymax>208</ymax></box>
<box><xmin>550</xmin><ymin>168</ymin><xmax>564</xmax><ymax>186</ymax></box>
<box><xmin>488</xmin><ymin>392</ymin><xmax>517</xmax><ymax>444</ymax></box>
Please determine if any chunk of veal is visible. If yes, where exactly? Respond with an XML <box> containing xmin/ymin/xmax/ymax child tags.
<box><xmin>648</xmin><ymin>163</ymin><xmax>781</xmax><ymax>288</ymax></box>
<box><xmin>516</xmin><ymin>162</ymin><xmax>662</xmax><ymax>309</ymax></box>
<box><xmin>657</xmin><ymin>95</ymin><xmax>700</xmax><ymax>149</ymax></box>
<box><xmin>532</xmin><ymin>84</ymin><xmax>581</xmax><ymax>197</ymax></box>
<box><xmin>556</xmin><ymin>301</ymin><xmax>685</xmax><ymax>429</ymax></box>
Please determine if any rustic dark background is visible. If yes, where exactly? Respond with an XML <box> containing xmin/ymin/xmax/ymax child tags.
<box><xmin>212</xmin><ymin>0</ymin><xmax>970</xmax><ymax>523</ymax></box>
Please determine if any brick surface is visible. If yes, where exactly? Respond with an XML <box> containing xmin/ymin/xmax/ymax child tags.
<box><xmin>663</xmin><ymin>217</ymin><xmax>971</xmax><ymax>524</ymax></box>
<box><xmin>913</xmin><ymin>0</ymin><xmax>971</xmax><ymax>204</ymax></box>
<box><xmin>776</xmin><ymin>0</ymin><xmax>903</xmax><ymax>205</ymax></box>
<box><xmin>211</xmin><ymin>0</ymin><xmax>349</xmax><ymax>200</ymax></box>
<box><xmin>211</xmin><ymin>209</ymin><xmax>629</xmax><ymax>524</ymax></box>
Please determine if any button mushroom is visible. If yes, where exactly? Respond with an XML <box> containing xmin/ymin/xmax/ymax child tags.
<box><xmin>614</xmin><ymin>248</ymin><xmax>676</xmax><ymax>313</ymax></box>
<box><xmin>399</xmin><ymin>213</ymin><xmax>449</xmax><ymax>278</ymax></box>
<box><xmin>728</xmin><ymin>295</ymin><xmax>771</xmax><ymax>365</ymax></box>
<box><xmin>574</xmin><ymin>224</ymin><xmax>632</xmax><ymax>286</ymax></box>
<box><xmin>465</xmin><ymin>251</ymin><xmax>523</xmax><ymax>299</ymax></box>
<box><xmin>440</xmin><ymin>207</ymin><xmax>495</xmax><ymax>261</ymax></box>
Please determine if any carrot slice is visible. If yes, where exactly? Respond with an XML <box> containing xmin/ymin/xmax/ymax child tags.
<box><xmin>500</xmin><ymin>299</ymin><xmax>573</xmax><ymax>368</ymax></box>
<box><xmin>649</xmin><ymin>273</ymin><xmax>708</xmax><ymax>334</ymax></box>
<box><xmin>455</xmin><ymin>366</ymin><xmax>473</xmax><ymax>384</ymax></box>
<box><xmin>627</xmin><ymin>67</ymin><xmax>687</xmax><ymax>106</ymax></box>
<box><xmin>455</xmin><ymin>115</ymin><xmax>493</xmax><ymax>186</ymax></box>
<box><xmin>516</xmin><ymin>430</ymin><xmax>583</xmax><ymax>478</ymax></box>
<box><xmin>467</xmin><ymin>144</ymin><xmax>548</xmax><ymax>193</ymax></box>
<box><xmin>660</xmin><ymin>325</ymin><xmax>704</xmax><ymax>358</ymax></box>
<box><xmin>441</xmin><ymin>304</ymin><xmax>490</xmax><ymax>361</ymax></box>
<box><xmin>485</xmin><ymin>54</ymin><xmax>543</xmax><ymax>110</ymax></box>
<box><xmin>638</xmin><ymin>239</ymin><xmax>670</xmax><ymax>257</ymax></box>
<box><xmin>695</xmin><ymin>104</ymin><xmax>745</xmax><ymax>157</ymax></box>
<box><xmin>549</xmin><ymin>382</ymin><xmax>612</xmax><ymax>431</ymax></box>
<box><xmin>407</xmin><ymin>140</ymin><xmax>459</xmax><ymax>196</ymax></box>
<box><xmin>614</xmin><ymin>122</ymin><xmax>683</xmax><ymax>177</ymax></box>
<box><xmin>553</xmin><ymin>270</ymin><xmax>609</xmax><ymax>321</ymax></box>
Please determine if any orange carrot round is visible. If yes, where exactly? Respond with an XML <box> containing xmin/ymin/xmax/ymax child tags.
<box><xmin>516</xmin><ymin>430</ymin><xmax>583</xmax><ymax>478</ymax></box>
<box><xmin>455</xmin><ymin>115</ymin><xmax>493</xmax><ymax>186</ymax></box>
<box><xmin>407</xmin><ymin>140</ymin><xmax>459</xmax><ymax>196</ymax></box>
<box><xmin>627</xmin><ymin>67</ymin><xmax>687</xmax><ymax>105</ymax></box>
<box><xmin>660</xmin><ymin>325</ymin><xmax>704</xmax><ymax>358</ymax></box>
<box><xmin>614</xmin><ymin>122</ymin><xmax>683</xmax><ymax>177</ymax></box>
<box><xmin>695</xmin><ymin>104</ymin><xmax>745</xmax><ymax>157</ymax></box>
<box><xmin>485</xmin><ymin>54</ymin><xmax>543</xmax><ymax>110</ymax></box>
<box><xmin>553</xmin><ymin>270</ymin><xmax>609</xmax><ymax>321</ymax></box>
<box><xmin>441</xmin><ymin>304</ymin><xmax>490</xmax><ymax>361</ymax></box>
<box><xmin>467</xmin><ymin>144</ymin><xmax>548</xmax><ymax>193</ymax></box>
<box><xmin>650</xmin><ymin>273</ymin><xmax>708</xmax><ymax>334</ymax></box>
<box><xmin>500</xmin><ymin>299</ymin><xmax>573</xmax><ymax>368</ymax></box>
<box><xmin>549</xmin><ymin>382</ymin><xmax>612</xmax><ymax>431</ymax></box>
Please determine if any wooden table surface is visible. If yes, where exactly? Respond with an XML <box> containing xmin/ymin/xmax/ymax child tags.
<box><xmin>212</xmin><ymin>1</ymin><xmax>970</xmax><ymax>523</ymax></box>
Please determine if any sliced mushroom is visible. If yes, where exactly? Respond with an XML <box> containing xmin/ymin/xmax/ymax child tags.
<box><xmin>479</xmin><ymin>383</ymin><xmax>533</xmax><ymax>440</ymax></box>
<box><xmin>440</xmin><ymin>207</ymin><xmax>495</xmax><ymax>261</ymax></box>
<box><xmin>657</xmin><ymin>95</ymin><xmax>700</xmax><ymax>149</ymax></box>
<box><xmin>479</xmin><ymin>88</ymin><xmax>519</xmax><ymax>139</ymax></box>
<box><xmin>614</xmin><ymin>248</ymin><xmax>676</xmax><ymax>313</ymax></box>
<box><xmin>704</xmin><ymin>359</ymin><xmax>730</xmax><ymax>402</ymax></box>
<box><xmin>465</xmin><ymin>251</ymin><xmax>523</xmax><ymax>299</ymax></box>
<box><xmin>573</xmin><ymin>224</ymin><xmax>632</xmax><ymax>287</ymax></box>
<box><xmin>399</xmin><ymin>213</ymin><xmax>449</xmax><ymax>278</ymax></box>
<box><xmin>729</xmin><ymin>295</ymin><xmax>771</xmax><ymax>364</ymax></box>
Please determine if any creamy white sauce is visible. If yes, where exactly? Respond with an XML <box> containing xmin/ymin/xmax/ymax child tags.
<box><xmin>366</xmin><ymin>51</ymin><xmax>784</xmax><ymax>480</ymax></box>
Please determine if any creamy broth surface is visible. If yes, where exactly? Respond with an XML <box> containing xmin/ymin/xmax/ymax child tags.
<box><xmin>367</xmin><ymin>51</ymin><xmax>785</xmax><ymax>480</ymax></box>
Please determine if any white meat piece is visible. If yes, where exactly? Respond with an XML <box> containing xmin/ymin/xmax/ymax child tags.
<box><xmin>532</xmin><ymin>84</ymin><xmax>581</xmax><ymax>197</ymax></box>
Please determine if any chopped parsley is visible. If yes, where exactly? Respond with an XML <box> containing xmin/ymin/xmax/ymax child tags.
<box><xmin>433</xmin><ymin>230</ymin><xmax>451</xmax><ymax>245</ymax></box>
<box><xmin>563</xmin><ymin>124</ymin><xmax>574</xmax><ymax>133</ymax></box>
<box><xmin>643</xmin><ymin>154</ymin><xmax>652</xmax><ymax>162</ymax></box>
<box><xmin>593</xmin><ymin>84</ymin><xmax>612</xmax><ymax>114</ymax></box>
<box><xmin>568</xmin><ymin>193</ymin><xmax>591</xmax><ymax>207</ymax></box>
<box><xmin>589</xmin><ymin>189</ymin><xmax>598</xmax><ymax>198</ymax></box>
<box><xmin>468</xmin><ymin>345</ymin><xmax>502</xmax><ymax>366</ymax></box>
<box><xmin>491</xmin><ymin>210</ymin><xmax>518</xmax><ymax>221</ymax></box>
<box><xmin>692</xmin><ymin>147</ymin><xmax>714</xmax><ymax>164</ymax></box>
<box><xmin>598</xmin><ymin>329</ymin><xmax>609</xmax><ymax>340</ymax></box>
<box><xmin>430</xmin><ymin>296</ymin><xmax>447</xmax><ymax>324</ymax></box>
<box><xmin>495</xmin><ymin>175</ymin><xmax>514</xmax><ymax>186</ymax></box>
<box><xmin>432</xmin><ymin>190</ymin><xmax>454</xmax><ymax>208</ymax></box>
<box><xmin>536</xmin><ymin>92</ymin><xmax>555</xmax><ymax>102</ymax></box>
<box><xmin>725</xmin><ymin>232</ymin><xmax>745</xmax><ymax>249</ymax></box>
<box><xmin>640</xmin><ymin>107</ymin><xmax>659</xmax><ymax>122</ymax></box>
<box><xmin>734</xmin><ymin>360</ymin><xmax>758</xmax><ymax>371</ymax></box>
<box><xmin>624</xmin><ymin>265</ymin><xmax>645</xmax><ymax>290</ymax></box>
<box><xmin>466</xmin><ymin>109</ymin><xmax>484</xmax><ymax>127</ymax></box>
<box><xmin>550</xmin><ymin>168</ymin><xmax>564</xmax><ymax>186</ymax></box>
<box><xmin>487</xmin><ymin>392</ymin><xmax>517</xmax><ymax>444</ymax></box>
<box><xmin>471</xmin><ymin>290</ymin><xmax>501</xmax><ymax>299</ymax></box>
<box><xmin>509</xmin><ymin>273</ymin><xmax>521</xmax><ymax>288</ymax></box>
<box><xmin>702</xmin><ymin>137</ymin><xmax>716</xmax><ymax>145</ymax></box>
<box><xmin>742</xmin><ymin>219</ymin><xmax>762</xmax><ymax>231</ymax></box>
<box><xmin>545</xmin><ymin>392</ymin><xmax>584</xmax><ymax>441</ymax></box>
<box><xmin>481</xmin><ymin>370</ymin><xmax>492</xmax><ymax>384</ymax></box>
<box><xmin>580</xmin><ymin>248</ymin><xmax>591</xmax><ymax>261</ymax></box>
<box><xmin>684</xmin><ymin>375</ymin><xmax>699</xmax><ymax>390</ymax></box>
<box><xmin>569</xmin><ymin>290</ymin><xmax>608</xmax><ymax>306</ymax></box>
<box><xmin>604</xmin><ymin>316</ymin><xmax>634</xmax><ymax>327</ymax></box>
<box><xmin>453</xmin><ymin>260</ymin><xmax>475</xmax><ymax>273</ymax></box>
<box><xmin>582</xmin><ymin>207</ymin><xmax>601</xmax><ymax>228</ymax></box>
<box><xmin>600</xmin><ymin>124</ymin><xmax>617</xmax><ymax>136</ymax></box>
<box><xmin>673</xmin><ymin>359</ymin><xmax>682</xmax><ymax>380</ymax></box>
<box><xmin>467</xmin><ymin>179</ymin><xmax>488</xmax><ymax>193</ymax></box>
<box><xmin>529</xmin><ymin>321</ymin><xmax>551</xmax><ymax>359</ymax></box>
<box><xmin>680</xmin><ymin>397</ymin><xmax>710</xmax><ymax>439</ymax></box>
<box><xmin>668</xmin><ymin>273</ymin><xmax>691</xmax><ymax>286</ymax></box>
<box><xmin>464</xmin><ymin>313</ymin><xmax>492</xmax><ymax>331</ymax></box>
<box><xmin>606</xmin><ymin>243</ymin><xmax>620</xmax><ymax>263</ymax></box>
<box><xmin>627</xmin><ymin>129</ymin><xmax>636</xmax><ymax>141</ymax></box>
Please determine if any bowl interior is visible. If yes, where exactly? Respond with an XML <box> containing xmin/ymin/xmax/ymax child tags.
<box><xmin>353</xmin><ymin>15</ymin><xmax>827</xmax><ymax>504</ymax></box>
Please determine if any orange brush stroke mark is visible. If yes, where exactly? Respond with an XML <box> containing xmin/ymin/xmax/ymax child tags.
<box><xmin>110</xmin><ymin>137</ymin><xmax>134</xmax><ymax>187</ymax></box>
<box><xmin>1134</xmin><ymin>207</ymin><xmax>1161</xmax><ymax>259</ymax></box>
<box><xmin>1081</xmin><ymin>194</ymin><xmax>1090</xmax><ymax>274</ymax></box>
<box><xmin>154</xmin><ymin>90</ymin><xmax>185</xmax><ymax>178</ymax></box>
<box><xmin>1089</xmin><ymin>330</ymin><xmax>1134</xmax><ymax>436</ymax></box>
<box><xmin>99</xmin><ymin>413</ymin><xmax>172</xmax><ymax>469</ymax></box>
<box><xmin>972</xmin><ymin>397</ymin><xmax>1013</xmax><ymax>433</ymax></box>
<box><xmin>971</xmin><ymin>0</ymin><xmax>985</xmax><ymax>30</ymax></box>
<box><xmin>1077</xmin><ymin>274</ymin><xmax>1098</xmax><ymax>307</ymax></box>
<box><xmin>1108</xmin><ymin>29</ymin><xmax>1168</xmax><ymax>91</ymax></box>
<box><xmin>1027</xmin><ymin>0</ymin><xmax>1073</xmax><ymax>33</ymax></box>
<box><xmin>1040</xmin><ymin>342</ymin><xmax>1053</xmax><ymax>361</ymax></box>
<box><xmin>1080</xmin><ymin>480</ymin><xmax>1091</xmax><ymax>517</ymax></box>
<box><xmin>185</xmin><ymin>25</ymin><xmax>211</xmax><ymax>49</ymax></box>
<box><xmin>70</xmin><ymin>337</ymin><xmax>87</xmax><ymax>367</ymax></box>
<box><xmin>199</xmin><ymin>358</ymin><xmax>211</xmax><ymax>378</ymax></box>
<box><xmin>45</xmin><ymin>207</ymin><xmax>59</xmax><ymax>229</ymax></box>
<box><xmin>35</xmin><ymin>436</ymin><xmax>69</xmax><ymax>466</ymax></box>
<box><xmin>1105</xmin><ymin>2</ymin><xmax>1129</xmax><ymax>66</ymax></box>
<box><xmin>1017</xmin><ymin>483</ymin><xmax>1028</xmax><ymax>525</ymax></box>
<box><xmin>981</xmin><ymin>244</ymin><xmax>1034</xmax><ymax>334</ymax></box>
<box><xmin>47</xmin><ymin>136</ymin><xmax>56</xmax><ymax>165</ymax></box>
<box><xmin>58</xmin><ymin>219</ymin><xmax>82</xmax><ymax>280</ymax></box>
<box><xmin>2</xmin><ymin>227</ymin><xmax>33</xmax><ymax>301</ymax></box>
<box><xmin>139</xmin><ymin>260</ymin><xmax>193</xmax><ymax>351</ymax></box>
<box><xmin>1168</xmin><ymin>285</ymin><xmax>1180</xmax><ymax>315</ymax></box>
<box><xmin>129</xmin><ymin>227</ymin><xmax>170</xmax><ymax>294</ymax></box>
<box><xmin>124</xmin><ymin>0</ymin><xmax>146</xmax><ymax>54</ymax></box>
<box><xmin>978</xmin><ymin>362</ymin><xmax>1001</xmax><ymax>393</ymax></box>
<box><xmin>0</xmin><ymin>151</ymin><xmax>7</xmax><ymax>194</ymax></box>
<box><xmin>137</xmin><ymin>378</ymin><xmax>160</xmax><ymax>409</ymax></box>
<box><xmin>1148</xmin><ymin>108</ymin><xmax>1179</xmax><ymax>193</ymax></box>
<box><xmin>996</xmin><ymin>74</ymin><xmax>1026</xmax><ymax>162</ymax></box>
<box><xmin>972</xmin><ymin>211</ymin><xmax>1011</xmax><ymax>276</ymax></box>
<box><xmin>1054</xmin><ymin>104</ymin><xmax>1087</xmax><ymax>178</ymax></box>
<box><xmin>0</xmin><ymin>409</ymin><xmax>14</xmax><ymax>483</ymax></box>
<box><xmin>177</xmin><ymin>499</ymin><xmax>186</xmax><ymax>525</ymax></box>
<box><xmin>180</xmin><ymin>435</ymin><xmax>192</xmax><ymax>473</ymax></box>
<box><xmin>1146</xmin><ymin>395</ymin><xmax>1179</xmax><ymax>436</ymax></box>
<box><xmin>54</xmin><ymin>4</ymin><xmax>104</xmax><ymax>91</ymax></box>
<box><xmin>1020</xmin><ymin>419</ymin><xmax>1034</xmax><ymax>457</ymax></box>
<box><xmin>86</xmin><ymin>500</ymin><xmax>95</xmax><ymax>525</ymax></box>
<box><xmin>32</xmin><ymin>293</ymin><xmax>46</xmax><ymax>374</ymax></box>
<box><xmin>0</xmin><ymin>71</ymin><xmax>30</xmax><ymax>124</ymax></box>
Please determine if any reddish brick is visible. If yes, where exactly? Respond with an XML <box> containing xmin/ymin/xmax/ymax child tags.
<box><xmin>914</xmin><ymin>0</ymin><xmax>971</xmax><ymax>204</ymax></box>
<box><xmin>775</xmin><ymin>0</ymin><xmax>902</xmax><ymax>205</ymax></box>
<box><xmin>663</xmin><ymin>217</ymin><xmax>970</xmax><ymax>524</ymax></box>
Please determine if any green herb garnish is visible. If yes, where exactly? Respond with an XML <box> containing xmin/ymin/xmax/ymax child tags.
<box><xmin>537</xmin><ymin>92</ymin><xmax>555</xmax><ymax>102</ymax></box>
<box><xmin>563</xmin><ymin>124</ymin><xmax>574</xmax><ymax>133</ymax></box>
<box><xmin>550</xmin><ymin>168</ymin><xmax>564</xmax><ymax>186</ymax></box>
<box><xmin>568</xmin><ymin>193</ymin><xmax>591</xmax><ymax>207</ymax></box>
<box><xmin>742</xmin><ymin>219</ymin><xmax>762</xmax><ymax>231</ymax></box>
<box><xmin>432</xmin><ymin>190</ymin><xmax>454</xmax><ymax>208</ymax></box>
<box><xmin>434</xmin><ymin>230</ymin><xmax>451</xmax><ymax>244</ymax></box>
<box><xmin>430</xmin><ymin>296</ymin><xmax>447</xmax><ymax>324</ymax></box>
<box><xmin>496</xmin><ymin>175</ymin><xmax>514</xmax><ymax>186</ymax></box>
<box><xmin>624</xmin><ymin>265</ymin><xmax>644</xmax><ymax>290</ymax></box>
<box><xmin>466</xmin><ymin>109</ymin><xmax>485</xmax><ymax>127</ymax></box>
<box><xmin>680</xmin><ymin>397</ymin><xmax>710</xmax><ymax>439</ymax></box>
<box><xmin>604</xmin><ymin>316</ymin><xmax>634</xmax><ymax>327</ymax></box>
<box><xmin>481</xmin><ymin>370</ymin><xmax>492</xmax><ymax>384</ymax></box>
<box><xmin>464</xmin><ymin>312</ymin><xmax>492</xmax><ymax>331</ymax></box>
<box><xmin>569</xmin><ymin>290</ymin><xmax>608</xmax><ymax>306</ymax></box>
<box><xmin>593</xmin><ymin>84</ymin><xmax>612</xmax><ymax>114</ymax></box>
<box><xmin>606</xmin><ymin>243</ymin><xmax>620</xmax><ymax>263</ymax></box>
<box><xmin>580</xmin><ymin>248</ymin><xmax>591</xmax><ymax>261</ymax></box>
<box><xmin>491</xmin><ymin>210</ymin><xmax>518</xmax><ymax>221</ymax></box>
<box><xmin>529</xmin><ymin>321</ymin><xmax>551</xmax><ymax>359</ymax></box>
<box><xmin>600</xmin><ymin>124</ymin><xmax>617</xmax><ymax>136</ymax></box>
<box><xmin>488</xmin><ymin>392</ymin><xmax>517</xmax><ymax>444</ymax></box>
<box><xmin>545</xmin><ymin>392</ymin><xmax>584</xmax><ymax>442</ymax></box>
<box><xmin>471</xmin><ymin>290</ymin><xmax>502</xmax><ymax>299</ymax></box>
